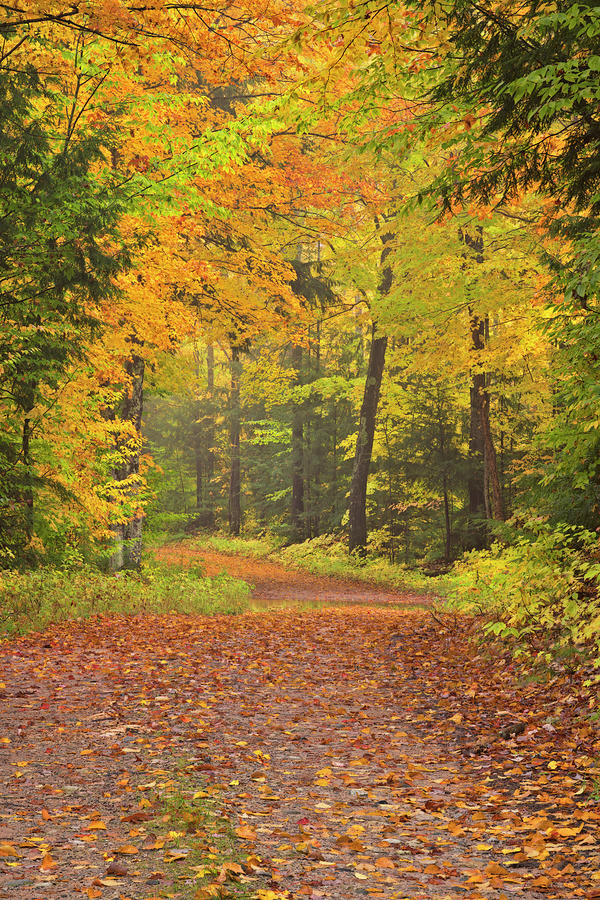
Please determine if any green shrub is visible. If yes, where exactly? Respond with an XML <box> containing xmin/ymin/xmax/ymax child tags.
<box><xmin>277</xmin><ymin>534</ymin><xmax>433</xmax><ymax>594</ymax></box>
<box><xmin>445</xmin><ymin>520</ymin><xmax>600</xmax><ymax>667</ymax></box>
<box><xmin>202</xmin><ymin>533</ymin><xmax>280</xmax><ymax>559</ymax></box>
<box><xmin>0</xmin><ymin>563</ymin><xmax>251</xmax><ymax>636</ymax></box>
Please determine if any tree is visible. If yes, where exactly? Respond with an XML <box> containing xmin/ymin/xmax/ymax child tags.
<box><xmin>0</xmin><ymin>64</ymin><xmax>130</xmax><ymax>563</ymax></box>
<box><xmin>348</xmin><ymin>232</ymin><xmax>393</xmax><ymax>553</ymax></box>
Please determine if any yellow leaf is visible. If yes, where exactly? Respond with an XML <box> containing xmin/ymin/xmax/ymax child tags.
<box><xmin>164</xmin><ymin>850</ymin><xmax>188</xmax><ymax>861</ymax></box>
<box><xmin>235</xmin><ymin>825</ymin><xmax>256</xmax><ymax>841</ymax></box>
<box><xmin>115</xmin><ymin>844</ymin><xmax>138</xmax><ymax>855</ymax></box>
<box><xmin>0</xmin><ymin>843</ymin><xmax>20</xmax><ymax>858</ymax></box>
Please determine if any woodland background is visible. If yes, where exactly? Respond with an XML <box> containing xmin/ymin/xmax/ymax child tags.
<box><xmin>2</xmin><ymin>0</ymin><xmax>600</xmax><ymax>670</ymax></box>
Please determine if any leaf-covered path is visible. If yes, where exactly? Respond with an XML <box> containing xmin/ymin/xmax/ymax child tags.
<box><xmin>156</xmin><ymin>543</ymin><xmax>432</xmax><ymax>609</ymax></box>
<box><xmin>0</xmin><ymin>554</ymin><xmax>598</xmax><ymax>900</ymax></box>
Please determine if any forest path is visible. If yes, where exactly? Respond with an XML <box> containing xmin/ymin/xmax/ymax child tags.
<box><xmin>155</xmin><ymin>540</ymin><xmax>433</xmax><ymax>608</ymax></box>
<box><xmin>0</xmin><ymin>555</ymin><xmax>597</xmax><ymax>900</ymax></box>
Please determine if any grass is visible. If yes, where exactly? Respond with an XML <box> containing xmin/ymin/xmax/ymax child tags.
<box><xmin>137</xmin><ymin>764</ymin><xmax>274</xmax><ymax>899</ymax></box>
<box><xmin>203</xmin><ymin>533</ymin><xmax>277</xmax><ymax>560</ymax></box>
<box><xmin>195</xmin><ymin>532</ymin><xmax>440</xmax><ymax>596</ymax></box>
<box><xmin>0</xmin><ymin>561</ymin><xmax>252</xmax><ymax>637</ymax></box>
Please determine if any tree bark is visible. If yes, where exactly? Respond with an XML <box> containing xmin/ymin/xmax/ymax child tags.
<box><xmin>228</xmin><ymin>345</ymin><xmax>242</xmax><ymax>536</ymax></box>
<box><xmin>110</xmin><ymin>349</ymin><xmax>145</xmax><ymax>571</ymax></box>
<box><xmin>348</xmin><ymin>231</ymin><xmax>392</xmax><ymax>553</ymax></box>
<box><xmin>348</xmin><ymin>325</ymin><xmax>388</xmax><ymax>553</ymax></box>
<box><xmin>21</xmin><ymin>413</ymin><xmax>34</xmax><ymax>544</ymax></box>
<box><xmin>193</xmin><ymin>343</ymin><xmax>203</xmax><ymax>512</ymax></box>
<box><xmin>480</xmin><ymin>391</ymin><xmax>504</xmax><ymax>520</ymax></box>
<box><xmin>205</xmin><ymin>344</ymin><xmax>215</xmax><ymax>527</ymax></box>
<box><xmin>290</xmin><ymin>343</ymin><xmax>305</xmax><ymax>540</ymax></box>
<box><xmin>460</xmin><ymin>225</ymin><xmax>505</xmax><ymax>545</ymax></box>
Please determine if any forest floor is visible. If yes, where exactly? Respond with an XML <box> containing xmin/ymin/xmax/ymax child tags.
<box><xmin>0</xmin><ymin>542</ymin><xmax>599</xmax><ymax>900</ymax></box>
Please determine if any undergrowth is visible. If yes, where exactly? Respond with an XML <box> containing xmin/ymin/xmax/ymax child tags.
<box><xmin>443</xmin><ymin>520</ymin><xmax>600</xmax><ymax>683</ymax></box>
<box><xmin>0</xmin><ymin>562</ymin><xmax>251</xmax><ymax>637</ymax></box>
<box><xmin>192</xmin><ymin>532</ymin><xmax>435</xmax><ymax>594</ymax></box>
<box><xmin>276</xmin><ymin>535</ymin><xmax>434</xmax><ymax>593</ymax></box>
<box><xmin>204</xmin><ymin>533</ymin><xmax>278</xmax><ymax>559</ymax></box>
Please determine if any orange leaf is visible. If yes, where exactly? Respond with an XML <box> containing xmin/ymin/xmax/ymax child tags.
<box><xmin>115</xmin><ymin>844</ymin><xmax>138</xmax><ymax>855</ymax></box>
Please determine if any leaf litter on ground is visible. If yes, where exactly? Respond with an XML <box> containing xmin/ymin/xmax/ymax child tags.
<box><xmin>0</xmin><ymin>547</ymin><xmax>598</xmax><ymax>899</ymax></box>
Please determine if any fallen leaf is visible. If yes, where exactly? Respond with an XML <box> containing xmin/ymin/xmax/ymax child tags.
<box><xmin>115</xmin><ymin>844</ymin><xmax>138</xmax><ymax>855</ymax></box>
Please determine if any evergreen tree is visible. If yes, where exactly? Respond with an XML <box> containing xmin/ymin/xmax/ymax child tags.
<box><xmin>0</xmin><ymin>65</ymin><xmax>130</xmax><ymax>562</ymax></box>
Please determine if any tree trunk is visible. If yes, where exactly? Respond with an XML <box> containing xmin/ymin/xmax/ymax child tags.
<box><xmin>469</xmin><ymin>370</ymin><xmax>487</xmax><ymax>523</ymax></box>
<box><xmin>21</xmin><ymin>412</ymin><xmax>34</xmax><ymax>544</ymax></box>
<box><xmin>205</xmin><ymin>344</ymin><xmax>215</xmax><ymax>527</ymax></box>
<box><xmin>460</xmin><ymin>225</ymin><xmax>505</xmax><ymax>542</ymax></box>
<box><xmin>437</xmin><ymin>395</ymin><xmax>452</xmax><ymax>562</ymax></box>
<box><xmin>442</xmin><ymin>473</ymin><xmax>451</xmax><ymax>562</ymax></box>
<box><xmin>480</xmin><ymin>391</ymin><xmax>504</xmax><ymax>521</ymax></box>
<box><xmin>110</xmin><ymin>350</ymin><xmax>145</xmax><ymax>571</ymax></box>
<box><xmin>348</xmin><ymin>325</ymin><xmax>388</xmax><ymax>553</ymax></box>
<box><xmin>348</xmin><ymin>231</ymin><xmax>392</xmax><ymax>553</ymax></box>
<box><xmin>193</xmin><ymin>343</ymin><xmax>203</xmax><ymax>511</ymax></box>
<box><xmin>290</xmin><ymin>343</ymin><xmax>305</xmax><ymax>540</ymax></box>
<box><xmin>228</xmin><ymin>345</ymin><xmax>241</xmax><ymax>536</ymax></box>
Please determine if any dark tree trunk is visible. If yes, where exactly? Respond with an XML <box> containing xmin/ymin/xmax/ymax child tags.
<box><xmin>348</xmin><ymin>325</ymin><xmax>388</xmax><ymax>553</ymax></box>
<box><xmin>21</xmin><ymin>413</ymin><xmax>34</xmax><ymax>543</ymax></box>
<box><xmin>442</xmin><ymin>473</ymin><xmax>451</xmax><ymax>562</ymax></box>
<box><xmin>462</xmin><ymin>227</ymin><xmax>486</xmax><ymax>535</ymax></box>
<box><xmin>468</xmin><ymin>369</ymin><xmax>487</xmax><ymax>526</ymax></box>
<box><xmin>193</xmin><ymin>344</ymin><xmax>203</xmax><ymax>511</ymax></box>
<box><xmin>460</xmin><ymin>225</ymin><xmax>505</xmax><ymax>545</ymax></box>
<box><xmin>312</xmin><ymin>321</ymin><xmax>321</xmax><ymax>537</ymax></box>
<box><xmin>348</xmin><ymin>231</ymin><xmax>392</xmax><ymax>553</ymax></box>
<box><xmin>290</xmin><ymin>343</ymin><xmax>305</xmax><ymax>540</ymax></box>
<box><xmin>205</xmin><ymin>344</ymin><xmax>215</xmax><ymax>527</ymax></box>
<box><xmin>228</xmin><ymin>345</ymin><xmax>241</xmax><ymax>536</ymax></box>
<box><xmin>10</xmin><ymin>373</ymin><xmax>36</xmax><ymax>553</ymax></box>
<box><xmin>331</xmin><ymin>402</ymin><xmax>338</xmax><ymax>525</ymax></box>
<box><xmin>480</xmin><ymin>391</ymin><xmax>504</xmax><ymax>521</ymax></box>
<box><xmin>437</xmin><ymin>397</ymin><xmax>452</xmax><ymax>562</ymax></box>
<box><xmin>110</xmin><ymin>350</ymin><xmax>145</xmax><ymax>571</ymax></box>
